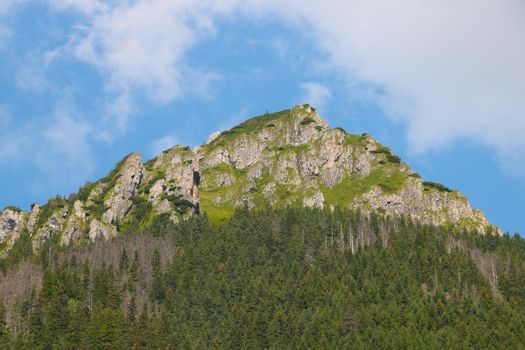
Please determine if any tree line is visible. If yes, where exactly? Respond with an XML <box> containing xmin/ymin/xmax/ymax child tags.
<box><xmin>0</xmin><ymin>207</ymin><xmax>524</xmax><ymax>349</ymax></box>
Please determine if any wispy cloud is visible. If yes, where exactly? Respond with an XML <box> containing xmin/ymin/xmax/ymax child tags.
<box><xmin>3</xmin><ymin>0</ymin><xmax>525</xmax><ymax>178</ymax></box>
<box><xmin>300</xmin><ymin>82</ymin><xmax>331</xmax><ymax>110</ymax></box>
<box><xmin>0</xmin><ymin>99</ymin><xmax>95</xmax><ymax>190</ymax></box>
<box><xmin>36</xmin><ymin>103</ymin><xmax>94</xmax><ymax>179</ymax></box>
<box><xmin>277</xmin><ymin>1</ymin><xmax>525</xmax><ymax>156</ymax></box>
<box><xmin>46</xmin><ymin>0</ymin><xmax>106</xmax><ymax>15</ymax></box>
<box><xmin>100</xmin><ymin>92</ymin><xmax>136</xmax><ymax>139</ymax></box>
<box><xmin>16</xmin><ymin>58</ymin><xmax>49</xmax><ymax>92</ymax></box>
<box><xmin>68</xmin><ymin>1</ymin><xmax>221</xmax><ymax>104</ymax></box>
<box><xmin>0</xmin><ymin>0</ymin><xmax>23</xmax><ymax>16</ymax></box>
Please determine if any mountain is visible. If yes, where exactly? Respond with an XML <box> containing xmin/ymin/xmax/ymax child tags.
<box><xmin>0</xmin><ymin>104</ymin><xmax>498</xmax><ymax>257</ymax></box>
<box><xmin>0</xmin><ymin>105</ymin><xmax>524</xmax><ymax>348</ymax></box>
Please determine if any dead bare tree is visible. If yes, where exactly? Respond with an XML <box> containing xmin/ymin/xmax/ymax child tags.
<box><xmin>348</xmin><ymin>223</ymin><xmax>355</xmax><ymax>255</ymax></box>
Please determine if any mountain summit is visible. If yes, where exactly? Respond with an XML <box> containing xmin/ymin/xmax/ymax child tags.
<box><xmin>0</xmin><ymin>105</ymin><xmax>497</xmax><ymax>255</ymax></box>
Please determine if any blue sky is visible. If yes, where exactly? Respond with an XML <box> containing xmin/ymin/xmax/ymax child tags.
<box><xmin>0</xmin><ymin>0</ymin><xmax>524</xmax><ymax>235</ymax></box>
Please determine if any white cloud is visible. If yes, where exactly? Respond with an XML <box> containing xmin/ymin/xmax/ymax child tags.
<box><xmin>0</xmin><ymin>0</ymin><xmax>23</xmax><ymax>16</ymax></box>
<box><xmin>300</xmin><ymin>82</ymin><xmax>331</xmax><ymax>110</ymax></box>
<box><xmin>101</xmin><ymin>92</ymin><xmax>136</xmax><ymax>137</ymax></box>
<box><xmin>266</xmin><ymin>0</ymin><xmax>525</xmax><ymax>171</ymax></box>
<box><xmin>4</xmin><ymin>0</ymin><xmax>525</xmax><ymax>177</ymax></box>
<box><xmin>38</xmin><ymin>106</ymin><xmax>93</xmax><ymax>174</ymax></box>
<box><xmin>46</xmin><ymin>0</ymin><xmax>105</xmax><ymax>15</ymax></box>
<box><xmin>62</xmin><ymin>1</ymin><xmax>525</xmax><ymax>165</ymax></box>
<box><xmin>150</xmin><ymin>134</ymin><xmax>179</xmax><ymax>156</ymax></box>
<box><xmin>0</xmin><ymin>100</ymin><xmax>95</xmax><ymax>188</ymax></box>
<box><xmin>69</xmin><ymin>0</ymin><xmax>232</xmax><ymax>103</ymax></box>
<box><xmin>16</xmin><ymin>63</ymin><xmax>48</xmax><ymax>92</ymax></box>
<box><xmin>0</xmin><ymin>0</ymin><xmax>23</xmax><ymax>49</ymax></box>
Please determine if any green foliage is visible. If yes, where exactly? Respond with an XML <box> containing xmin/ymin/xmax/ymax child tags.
<box><xmin>344</xmin><ymin>134</ymin><xmax>366</xmax><ymax>147</ymax></box>
<box><xmin>207</xmin><ymin>109</ymin><xmax>291</xmax><ymax>147</ymax></box>
<box><xmin>371</xmin><ymin>145</ymin><xmax>402</xmax><ymax>163</ymax></box>
<box><xmin>371</xmin><ymin>146</ymin><xmax>392</xmax><ymax>155</ymax></box>
<box><xmin>386</xmin><ymin>154</ymin><xmax>402</xmax><ymax>164</ymax></box>
<box><xmin>76</xmin><ymin>181</ymin><xmax>95</xmax><ymax>202</ymax></box>
<box><xmin>85</xmin><ymin>195</ymin><xmax>108</xmax><ymax>220</ymax></box>
<box><xmin>165</xmin><ymin>195</ymin><xmax>193</xmax><ymax>213</ymax></box>
<box><xmin>300</xmin><ymin>116</ymin><xmax>316</xmax><ymax>125</ymax></box>
<box><xmin>144</xmin><ymin>158</ymin><xmax>156</xmax><ymax>172</ymax></box>
<box><xmin>130</xmin><ymin>196</ymin><xmax>153</xmax><ymax>222</ymax></box>
<box><xmin>79</xmin><ymin>156</ymin><xmax>137</xmax><ymax>220</ymax></box>
<box><xmin>0</xmin><ymin>303</ymin><xmax>8</xmax><ymax>346</ymax></box>
<box><xmin>2</xmin><ymin>208</ymin><xmax>524</xmax><ymax>349</ymax></box>
<box><xmin>0</xmin><ymin>229</ymin><xmax>33</xmax><ymax>272</ymax></box>
<box><xmin>35</xmin><ymin>196</ymin><xmax>69</xmax><ymax>229</ymax></box>
<box><xmin>322</xmin><ymin>166</ymin><xmax>407</xmax><ymax>206</ymax></box>
<box><xmin>409</xmin><ymin>173</ymin><xmax>422</xmax><ymax>179</ymax></box>
<box><xmin>117</xmin><ymin>196</ymin><xmax>154</xmax><ymax>234</ymax></box>
<box><xmin>423</xmin><ymin>181</ymin><xmax>453</xmax><ymax>193</ymax></box>
<box><xmin>2</xmin><ymin>206</ymin><xmax>22</xmax><ymax>213</ymax></box>
<box><xmin>142</xmin><ymin>171</ymin><xmax>166</xmax><ymax>194</ymax></box>
<box><xmin>99</xmin><ymin>155</ymin><xmax>130</xmax><ymax>187</ymax></box>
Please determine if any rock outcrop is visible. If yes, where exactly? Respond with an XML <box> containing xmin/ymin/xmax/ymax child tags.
<box><xmin>0</xmin><ymin>104</ymin><xmax>500</xmax><ymax>257</ymax></box>
<box><xmin>196</xmin><ymin>105</ymin><xmax>495</xmax><ymax>234</ymax></box>
<box><xmin>102</xmin><ymin>152</ymin><xmax>145</xmax><ymax>224</ymax></box>
<box><xmin>0</xmin><ymin>208</ymin><xmax>28</xmax><ymax>254</ymax></box>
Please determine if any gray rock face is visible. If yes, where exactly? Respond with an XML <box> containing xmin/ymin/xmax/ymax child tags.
<box><xmin>0</xmin><ymin>208</ymin><xmax>28</xmax><ymax>255</ymax></box>
<box><xmin>89</xmin><ymin>218</ymin><xmax>117</xmax><ymax>241</ymax></box>
<box><xmin>207</xmin><ymin>131</ymin><xmax>221</xmax><ymax>144</ymax></box>
<box><xmin>0</xmin><ymin>104</ymin><xmax>500</xmax><ymax>257</ymax></box>
<box><xmin>303</xmin><ymin>190</ymin><xmax>325</xmax><ymax>208</ymax></box>
<box><xmin>196</xmin><ymin>105</ymin><xmax>496</xmax><ymax>234</ymax></box>
<box><xmin>228</xmin><ymin>135</ymin><xmax>266</xmax><ymax>170</ymax></box>
<box><xmin>61</xmin><ymin>201</ymin><xmax>86</xmax><ymax>246</ymax></box>
<box><xmin>359</xmin><ymin>178</ymin><xmax>493</xmax><ymax>232</ymax></box>
<box><xmin>282</xmin><ymin>106</ymin><xmax>328</xmax><ymax>145</ymax></box>
<box><xmin>148</xmin><ymin>146</ymin><xmax>198</xmax><ymax>214</ymax></box>
<box><xmin>103</xmin><ymin>153</ymin><xmax>145</xmax><ymax>224</ymax></box>
<box><xmin>27</xmin><ymin>204</ymin><xmax>40</xmax><ymax>233</ymax></box>
<box><xmin>33</xmin><ymin>207</ymin><xmax>69</xmax><ymax>250</ymax></box>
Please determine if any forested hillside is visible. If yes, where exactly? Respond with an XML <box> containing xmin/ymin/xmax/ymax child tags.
<box><xmin>0</xmin><ymin>208</ymin><xmax>524</xmax><ymax>349</ymax></box>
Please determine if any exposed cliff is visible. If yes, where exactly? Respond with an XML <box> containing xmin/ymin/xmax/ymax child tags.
<box><xmin>0</xmin><ymin>105</ymin><xmax>498</xmax><ymax>256</ymax></box>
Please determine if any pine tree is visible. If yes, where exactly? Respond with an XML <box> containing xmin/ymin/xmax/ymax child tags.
<box><xmin>0</xmin><ymin>303</ymin><xmax>9</xmax><ymax>346</ymax></box>
<box><xmin>119</xmin><ymin>249</ymin><xmax>128</xmax><ymax>273</ymax></box>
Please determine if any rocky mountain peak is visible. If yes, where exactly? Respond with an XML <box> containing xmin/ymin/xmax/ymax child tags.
<box><xmin>0</xmin><ymin>105</ymin><xmax>500</xmax><ymax>257</ymax></box>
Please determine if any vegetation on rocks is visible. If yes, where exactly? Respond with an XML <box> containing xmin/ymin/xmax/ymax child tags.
<box><xmin>205</xmin><ymin>109</ymin><xmax>291</xmax><ymax>149</ymax></box>
<box><xmin>423</xmin><ymin>181</ymin><xmax>453</xmax><ymax>193</ymax></box>
<box><xmin>0</xmin><ymin>105</ymin><xmax>499</xmax><ymax>265</ymax></box>
<box><xmin>322</xmin><ymin>166</ymin><xmax>407</xmax><ymax>207</ymax></box>
<box><xmin>34</xmin><ymin>196</ymin><xmax>68</xmax><ymax>230</ymax></box>
<box><xmin>2</xmin><ymin>207</ymin><xmax>21</xmax><ymax>213</ymax></box>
